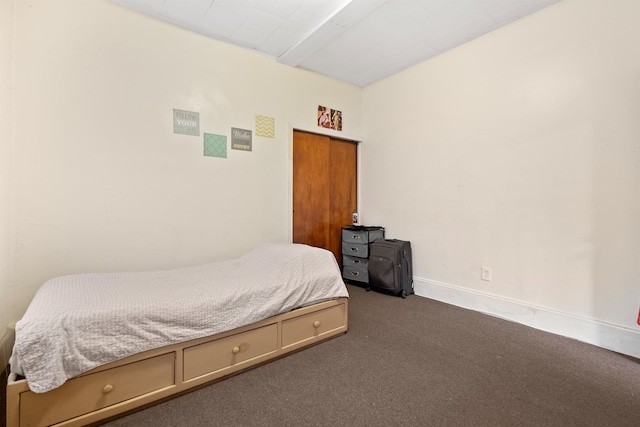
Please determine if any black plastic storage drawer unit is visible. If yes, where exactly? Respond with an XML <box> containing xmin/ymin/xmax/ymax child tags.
<box><xmin>341</xmin><ymin>225</ymin><xmax>384</xmax><ymax>284</ymax></box>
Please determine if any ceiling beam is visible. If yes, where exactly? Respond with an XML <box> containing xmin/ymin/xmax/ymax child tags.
<box><xmin>277</xmin><ymin>0</ymin><xmax>386</xmax><ymax>67</ymax></box>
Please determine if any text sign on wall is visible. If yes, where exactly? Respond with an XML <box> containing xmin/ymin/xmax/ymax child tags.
<box><xmin>231</xmin><ymin>127</ymin><xmax>252</xmax><ymax>151</ymax></box>
<box><xmin>173</xmin><ymin>109</ymin><xmax>200</xmax><ymax>136</ymax></box>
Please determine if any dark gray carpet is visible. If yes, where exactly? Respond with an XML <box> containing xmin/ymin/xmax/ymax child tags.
<box><xmin>5</xmin><ymin>284</ymin><xmax>640</xmax><ymax>426</ymax></box>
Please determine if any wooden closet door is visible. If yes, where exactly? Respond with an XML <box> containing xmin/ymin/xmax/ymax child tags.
<box><xmin>293</xmin><ymin>130</ymin><xmax>357</xmax><ymax>264</ymax></box>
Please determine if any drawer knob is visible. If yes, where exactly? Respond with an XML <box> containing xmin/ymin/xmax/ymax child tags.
<box><xmin>232</xmin><ymin>346</ymin><xmax>241</xmax><ymax>354</ymax></box>
<box><xmin>313</xmin><ymin>320</ymin><xmax>321</xmax><ymax>328</ymax></box>
<box><xmin>102</xmin><ymin>384</ymin><xmax>114</xmax><ymax>394</ymax></box>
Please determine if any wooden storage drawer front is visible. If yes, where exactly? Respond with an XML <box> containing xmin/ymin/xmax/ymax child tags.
<box><xmin>282</xmin><ymin>304</ymin><xmax>346</xmax><ymax>348</ymax></box>
<box><xmin>183</xmin><ymin>323</ymin><xmax>278</xmax><ymax>381</ymax></box>
<box><xmin>20</xmin><ymin>353</ymin><xmax>175</xmax><ymax>427</ymax></box>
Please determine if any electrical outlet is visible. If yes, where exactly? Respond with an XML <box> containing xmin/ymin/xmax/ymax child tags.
<box><xmin>481</xmin><ymin>266</ymin><xmax>492</xmax><ymax>281</ymax></box>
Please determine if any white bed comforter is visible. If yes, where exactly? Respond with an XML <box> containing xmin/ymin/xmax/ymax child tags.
<box><xmin>10</xmin><ymin>243</ymin><xmax>348</xmax><ymax>393</ymax></box>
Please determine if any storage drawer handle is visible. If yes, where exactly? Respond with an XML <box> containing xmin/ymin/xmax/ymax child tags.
<box><xmin>313</xmin><ymin>321</ymin><xmax>321</xmax><ymax>328</ymax></box>
<box><xmin>232</xmin><ymin>343</ymin><xmax>250</xmax><ymax>354</ymax></box>
<box><xmin>353</xmin><ymin>259</ymin><xmax>361</xmax><ymax>264</ymax></box>
<box><xmin>102</xmin><ymin>384</ymin><xmax>114</xmax><ymax>394</ymax></box>
<box><xmin>350</xmin><ymin>271</ymin><xmax>360</xmax><ymax>276</ymax></box>
<box><xmin>352</xmin><ymin>235</ymin><xmax>361</xmax><ymax>239</ymax></box>
<box><xmin>350</xmin><ymin>247</ymin><xmax>358</xmax><ymax>252</ymax></box>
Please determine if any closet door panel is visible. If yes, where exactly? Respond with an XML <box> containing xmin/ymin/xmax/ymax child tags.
<box><xmin>293</xmin><ymin>130</ymin><xmax>357</xmax><ymax>265</ymax></box>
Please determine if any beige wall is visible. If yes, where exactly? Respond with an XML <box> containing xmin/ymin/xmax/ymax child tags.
<box><xmin>362</xmin><ymin>0</ymin><xmax>640</xmax><ymax>335</ymax></box>
<box><xmin>2</xmin><ymin>0</ymin><xmax>362</xmax><ymax>320</ymax></box>
<box><xmin>2</xmin><ymin>0</ymin><xmax>639</xmax><ymax>358</ymax></box>
<box><xmin>1</xmin><ymin>0</ymin><xmax>16</xmax><ymax>364</ymax></box>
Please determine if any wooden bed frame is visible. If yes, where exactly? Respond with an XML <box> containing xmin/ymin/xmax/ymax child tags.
<box><xmin>6</xmin><ymin>297</ymin><xmax>348</xmax><ymax>427</ymax></box>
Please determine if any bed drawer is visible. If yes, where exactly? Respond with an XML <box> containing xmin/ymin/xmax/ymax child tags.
<box><xmin>282</xmin><ymin>303</ymin><xmax>347</xmax><ymax>349</ymax></box>
<box><xmin>183</xmin><ymin>323</ymin><xmax>278</xmax><ymax>381</ymax></box>
<box><xmin>19</xmin><ymin>352</ymin><xmax>175</xmax><ymax>427</ymax></box>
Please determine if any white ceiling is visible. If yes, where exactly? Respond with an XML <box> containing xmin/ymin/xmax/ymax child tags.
<box><xmin>111</xmin><ymin>0</ymin><xmax>561</xmax><ymax>87</ymax></box>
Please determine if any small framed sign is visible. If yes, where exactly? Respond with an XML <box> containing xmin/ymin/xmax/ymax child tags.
<box><xmin>231</xmin><ymin>127</ymin><xmax>252</xmax><ymax>151</ymax></box>
<box><xmin>204</xmin><ymin>133</ymin><xmax>227</xmax><ymax>158</ymax></box>
<box><xmin>255</xmin><ymin>115</ymin><xmax>275</xmax><ymax>138</ymax></box>
<box><xmin>173</xmin><ymin>109</ymin><xmax>200</xmax><ymax>136</ymax></box>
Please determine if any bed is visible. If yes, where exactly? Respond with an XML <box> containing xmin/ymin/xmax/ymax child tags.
<box><xmin>6</xmin><ymin>243</ymin><xmax>349</xmax><ymax>427</ymax></box>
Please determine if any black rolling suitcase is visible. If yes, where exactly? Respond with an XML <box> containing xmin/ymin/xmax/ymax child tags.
<box><xmin>367</xmin><ymin>239</ymin><xmax>414</xmax><ymax>298</ymax></box>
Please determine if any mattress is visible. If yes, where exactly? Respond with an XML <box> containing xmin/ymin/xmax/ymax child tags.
<box><xmin>9</xmin><ymin>243</ymin><xmax>349</xmax><ymax>393</ymax></box>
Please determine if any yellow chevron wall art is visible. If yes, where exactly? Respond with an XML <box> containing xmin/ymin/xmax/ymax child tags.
<box><xmin>255</xmin><ymin>115</ymin><xmax>275</xmax><ymax>138</ymax></box>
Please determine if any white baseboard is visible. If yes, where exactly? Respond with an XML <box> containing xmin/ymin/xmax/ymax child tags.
<box><xmin>414</xmin><ymin>276</ymin><xmax>640</xmax><ymax>360</ymax></box>
<box><xmin>1</xmin><ymin>323</ymin><xmax>16</xmax><ymax>372</ymax></box>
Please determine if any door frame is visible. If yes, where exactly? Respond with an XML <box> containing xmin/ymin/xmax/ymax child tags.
<box><xmin>287</xmin><ymin>123</ymin><xmax>363</xmax><ymax>243</ymax></box>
